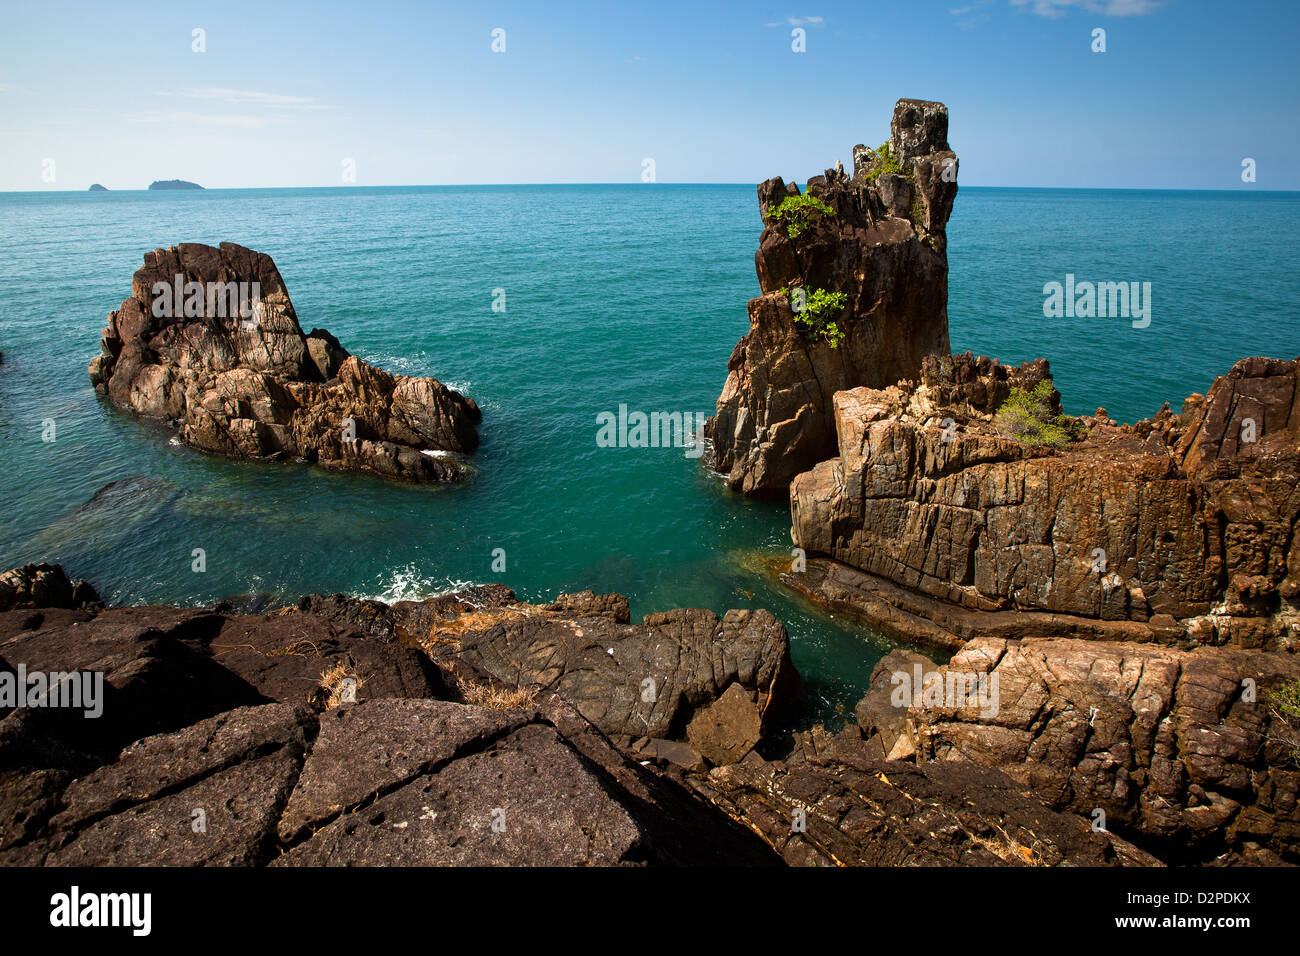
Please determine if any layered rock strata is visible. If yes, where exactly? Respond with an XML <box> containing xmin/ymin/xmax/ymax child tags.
<box><xmin>788</xmin><ymin>353</ymin><xmax>1300</xmax><ymax>651</ymax></box>
<box><xmin>693</xmin><ymin>723</ymin><xmax>1159</xmax><ymax>867</ymax></box>
<box><xmin>89</xmin><ymin>242</ymin><xmax>480</xmax><ymax>482</ymax></box>
<box><xmin>855</xmin><ymin>641</ymin><xmax>1300</xmax><ymax>864</ymax></box>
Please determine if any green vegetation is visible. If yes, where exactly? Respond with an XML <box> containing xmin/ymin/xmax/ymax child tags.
<box><xmin>773</xmin><ymin>286</ymin><xmax>849</xmax><ymax>349</ymax></box>
<box><xmin>863</xmin><ymin>141</ymin><xmax>910</xmax><ymax>185</ymax></box>
<box><xmin>767</xmin><ymin>193</ymin><xmax>836</xmax><ymax>239</ymax></box>
<box><xmin>994</xmin><ymin>379</ymin><xmax>1075</xmax><ymax>447</ymax></box>
<box><xmin>909</xmin><ymin>195</ymin><xmax>926</xmax><ymax>229</ymax></box>
<box><xmin>1268</xmin><ymin>679</ymin><xmax>1300</xmax><ymax>766</ymax></box>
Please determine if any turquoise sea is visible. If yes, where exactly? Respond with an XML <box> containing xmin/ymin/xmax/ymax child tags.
<box><xmin>1</xmin><ymin>185</ymin><xmax>1298</xmax><ymax>728</ymax></box>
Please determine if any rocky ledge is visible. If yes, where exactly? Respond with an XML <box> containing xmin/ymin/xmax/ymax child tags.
<box><xmin>88</xmin><ymin>242</ymin><xmax>481</xmax><ymax>482</ymax></box>
<box><xmin>855</xmin><ymin>642</ymin><xmax>1300</xmax><ymax>865</ymax></box>
<box><xmin>0</xmin><ymin>565</ymin><xmax>1155</xmax><ymax>866</ymax></box>
<box><xmin>707</xmin><ymin>99</ymin><xmax>957</xmax><ymax>495</ymax></box>
<box><xmin>788</xmin><ymin>352</ymin><xmax>1300</xmax><ymax>652</ymax></box>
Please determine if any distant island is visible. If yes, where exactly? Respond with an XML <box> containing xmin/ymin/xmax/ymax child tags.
<box><xmin>88</xmin><ymin>183</ymin><xmax>108</xmax><ymax>192</ymax></box>
<box><xmin>148</xmin><ymin>179</ymin><xmax>203</xmax><ymax>190</ymax></box>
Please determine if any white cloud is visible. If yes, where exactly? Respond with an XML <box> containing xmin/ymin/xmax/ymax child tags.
<box><xmin>1010</xmin><ymin>0</ymin><xmax>1164</xmax><ymax>16</ymax></box>
<box><xmin>156</xmin><ymin>88</ymin><xmax>333</xmax><ymax>110</ymax></box>
<box><xmin>765</xmin><ymin>15</ymin><xmax>825</xmax><ymax>27</ymax></box>
<box><xmin>949</xmin><ymin>0</ymin><xmax>997</xmax><ymax>27</ymax></box>
<box><xmin>125</xmin><ymin>109</ymin><xmax>277</xmax><ymax>129</ymax></box>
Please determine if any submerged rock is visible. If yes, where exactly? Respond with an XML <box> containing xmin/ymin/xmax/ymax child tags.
<box><xmin>708</xmin><ymin>98</ymin><xmax>958</xmax><ymax>495</ymax></box>
<box><xmin>20</xmin><ymin>476</ymin><xmax>184</xmax><ymax>568</ymax></box>
<box><xmin>88</xmin><ymin>242</ymin><xmax>480</xmax><ymax>482</ymax></box>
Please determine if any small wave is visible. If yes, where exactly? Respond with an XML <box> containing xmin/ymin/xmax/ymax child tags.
<box><xmin>361</xmin><ymin>351</ymin><xmax>432</xmax><ymax>376</ymax></box>
<box><xmin>358</xmin><ymin>563</ymin><xmax>477</xmax><ymax>603</ymax></box>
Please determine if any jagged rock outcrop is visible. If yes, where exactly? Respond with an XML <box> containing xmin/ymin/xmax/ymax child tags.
<box><xmin>692</xmin><ymin>724</ymin><xmax>1159</xmax><ymax>866</ymax></box>
<box><xmin>0</xmin><ymin>564</ymin><xmax>100</xmax><ymax>613</ymax></box>
<box><xmin>788</xmin><ymin>353</ymin><xmax>1300</xmax><ymax>650</ymax></box>
<box><xmin>708</xmin><ymin>99</ymin><xmax>957</xmax><ymax>495</ymax></box>
<box><xmin>855</xmin><ymin>638</ymin><xmax>1300</xmax><ymax>864</ymax></box>
<box><xmin>299</xmin><ymin>584</ymin><xmax>800</xmax><ymax>757</ymax></box>
<box><xmin>88</xmin><ymin>242</ymin><xmax>481</xmax><ymax>482</ymax></box>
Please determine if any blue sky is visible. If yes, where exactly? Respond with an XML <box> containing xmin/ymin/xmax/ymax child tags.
<box><xmin>2</xmin><ymin>0</ymin><xmax>1296</xmax><ymax>190</ymax></box>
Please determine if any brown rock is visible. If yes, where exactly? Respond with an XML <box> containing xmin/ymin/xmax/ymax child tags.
<box><xmin>88</xmin><ymin>242</ymin><xmax>480</xmax><ymax>482</ymax></box>
<box><xmin>906</xmin><ymin>637</ymin><xmax>1300</xmax><ymax>863</ymax></box>
<box><xmin>0</xmin><ymin>564</ymin><xmax>100</xmax><ymax>612</ymax></box>
<box><xmin>788</xmin><ymin>354</ymin><xmax>1300</xmax><ymax>649</ymax></box>
<box><xmin>708</xmin><ymin>99</ymin><xmax>958</xmax><ymax>495</ymax></box>
<box><xmin>694</xmin><ymin>725</ymin><xmax>1160</xmax><ymax>867</ymax></box>
<box><xmin>686</xmin><ymin>682</ymin><xmax>764</xmax><ymax>765</ymax></box>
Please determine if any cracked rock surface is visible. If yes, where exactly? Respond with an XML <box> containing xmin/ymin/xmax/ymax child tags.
<box><xmin>0</xmin><ymin>565</ymin><xmax>1170</xmax><ymax>866</ymax></box>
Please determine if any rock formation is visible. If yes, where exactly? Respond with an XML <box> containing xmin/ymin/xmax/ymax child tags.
<box><xmin>89</xmin><ymin>242</ymin><xmax>481</xmax><ymax>482</ymax></box>
<box><xmin>855</xmin><ymin>640</ymin><xmax>1300</xmax><ymax>864</ymax></box>
<box><xmin>0</xmin><ymin>563</ymin><xmax>100</xmax><ymax>613</ymax></box>
<box><xmin>787</xmin><ymin>353</ymin><xmax>1300</xmax><ymax>651</ymax></box>
<box><xmin>0</xmin><ymin>564</ymin><xmax>1153</xmax><ymax>867</ymax></box>
<box><xmin>694</xmin><ymin>724</ymin><xmax>1159</xmax><ymax>866</ymax></box>
<box><xmin>296</xmin><ymin>584</ymin><xmax>801</xmax><ymax>756</ymax></box>
<box><xmin>708</xmin><ymin>99</ymin><xmax>958</xmax><ymax>495</ymax></box>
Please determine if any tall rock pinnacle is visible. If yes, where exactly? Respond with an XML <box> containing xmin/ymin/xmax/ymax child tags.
<box><xmin>707</xmin><ymin>98</ymin><xmax>958</xmax><ymax>495</ymax></box>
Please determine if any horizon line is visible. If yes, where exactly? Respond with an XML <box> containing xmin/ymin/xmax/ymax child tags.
<box><xmin>3</xmin><ymin>183</ymin><xmax>1296</xmax><ymax>194</ymax></box>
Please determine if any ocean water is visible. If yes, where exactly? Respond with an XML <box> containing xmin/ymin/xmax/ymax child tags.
<box><xmin>1</xmin><ymin>184</ymin><xmax>1297</xmax><ymax>729</ymax></box>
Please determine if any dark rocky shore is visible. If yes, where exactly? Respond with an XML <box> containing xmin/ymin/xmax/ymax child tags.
<box><xmin>89</xmin><ymin>242</ymin><xmax>481</xmax><ymax>482</ymax></box>
<box><xmin>0</xmin><ymin>563</ymin><xmax>1157</xmax><ymax>866</ymax></box>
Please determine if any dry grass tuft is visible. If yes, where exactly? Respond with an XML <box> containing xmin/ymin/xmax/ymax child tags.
<box><xmin>419</xmin><ymin>605</ymin><xmax>539</xmax><ymax>652</ymax></box>
<box><xmin>456</xmin><ymin>674</ymin><xmax>537</xmax><ymax>711</ymax></box>
<box><xmin>317</xmin><ymin>660</ymin><xmax>364</xmax><ymax>709</ymax></box>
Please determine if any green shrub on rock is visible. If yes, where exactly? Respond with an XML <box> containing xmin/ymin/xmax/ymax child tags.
<box><xmin>767</xmin><ymin>194</ymin><xmax>836</xmax><ymax>239</ymax></box>
<box><xmin>772</xmin><ymin>286</ymin><xmax>849</xmax><ymax>349</ymax></box>
<box><xmin>1268</xmin><ymin>680</ymin><xmax>1300</xmax><ymax>766</ymax></box>
<box><xmin>994</xmin><ymin>379</ymin><xmax>1075</xmax><ymax>447</ymax></box>
<box><xmin>864</xmin><ymin>141</ymin><xmax>908</xmax><ymax>185</ymax></box>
